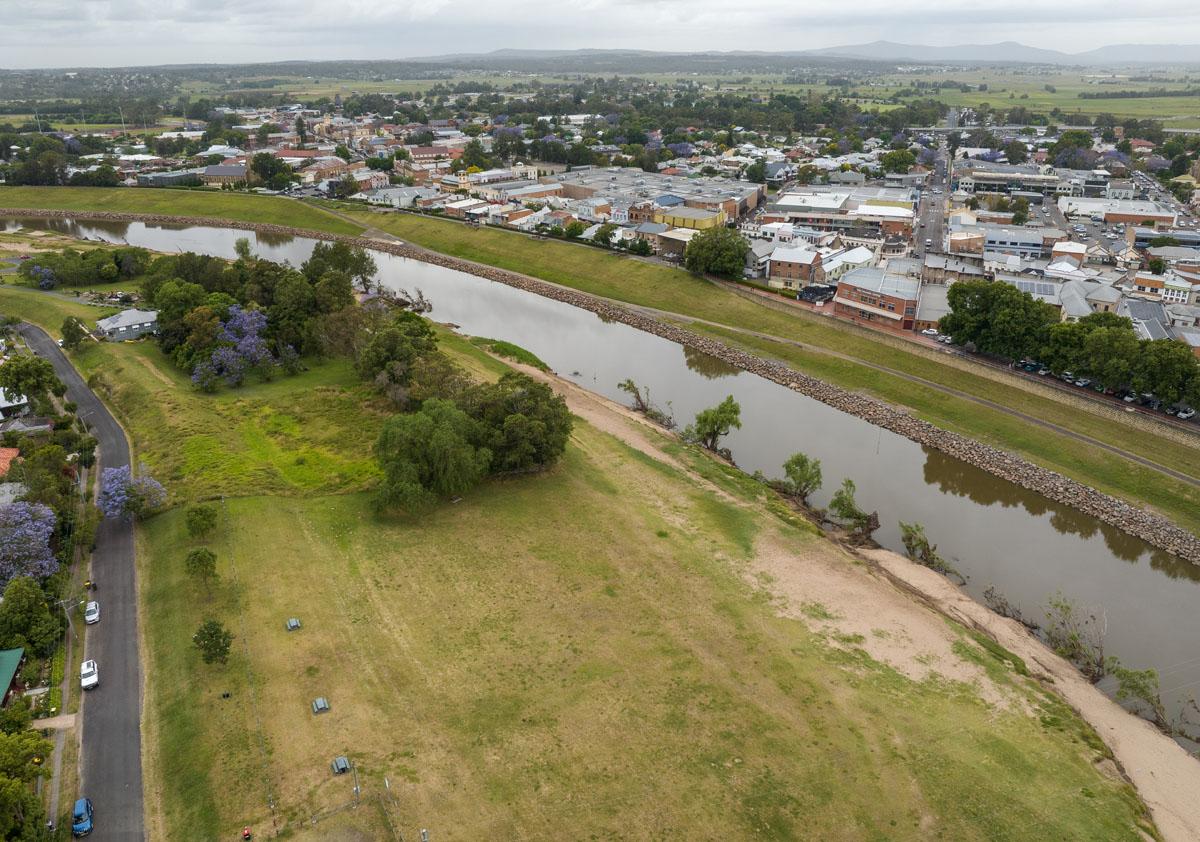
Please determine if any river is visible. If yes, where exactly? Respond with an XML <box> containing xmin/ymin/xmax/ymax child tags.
<box><xmin>7</xmin><ymin>215</ymin><xmax>1200</xmax><ymax>728</ymax></box>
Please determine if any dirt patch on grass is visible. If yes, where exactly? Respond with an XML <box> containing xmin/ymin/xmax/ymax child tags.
<box><xmin>750</xmin><ymin>532</ymin><xmax>1009</xmax><ymax>706</ymax></box>
<box><xmin>862</xmin><ymin>547</ymin><xmax>1200</xmax><ymax>842</ymax></box>
<box><xmin>530</xmin><ymin>360</ymin><xmax>1198</xmax><ymax>841</ymax></box>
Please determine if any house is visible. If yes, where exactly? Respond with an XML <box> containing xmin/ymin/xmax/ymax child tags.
<box><xmin>0</xmin><ymin>388</ymin><xmax>28</xmax><ymax>419</ymax></box>
<box><xmin>96</xmin><ymin>309</ymin><xmax>159</xmax><ymax>341</ymax></box>
<box><xmin>0</xmin><ymin>415</ymin><xmax>52</xmax><ymax>436</ymax></box>
<box><xmin>0</xmin><ymin>447</ymin><xmax>19</xmax><ymax>478</ymax></box>
<box><xmin>744</xmin><ymin>239</ymin><xmax>777</xmax><ymax>279</ymax></box>
<box><xmin>0</xmin><ymin>648</ymin><xmax>24</xmax><ymax>707</ymax></box>
<box><xmin>833</xmin><ymin>267</ymin><xmax>920</xmax><ymax>333</ymax></box>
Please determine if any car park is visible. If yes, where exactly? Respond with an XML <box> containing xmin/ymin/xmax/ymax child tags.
<box><xmin>72</xmin><ymin>797</ymin><xmax>94</xmax><ymax>837</ymax></box>
<box><xmin>84</xmin><ymin>601</ymin><xmax>100</xmax><ymax>624</ymax></box>
<box><xmin>80</xmin><ymin>659</ymin><xmax>98</xmax><ymax>691</ymax></box>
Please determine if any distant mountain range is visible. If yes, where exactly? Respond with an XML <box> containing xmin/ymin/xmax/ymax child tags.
<box><xmin>423</xmin><ymin>43</ymin><xmax>1200</xmax><ymax>67</ymax></box>
<box><xmin>800</xmin><ymin>41</ymin><xmax>1200</xmax><ymax>65</ymax></box>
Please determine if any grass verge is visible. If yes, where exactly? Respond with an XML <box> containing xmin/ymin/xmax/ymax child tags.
<box><xmin>0</xmin><ymin>186</ymin><xmax>365</xmax><ymax>236</ymax></box>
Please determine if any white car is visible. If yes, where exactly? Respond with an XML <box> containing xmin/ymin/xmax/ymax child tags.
<box><xmin>84</xmin><ymin>601</ymin><xmax>100</xmax><ymax>625</ymax></box>
<box><xmin>920</xmin><ymin>328</ymin><xmax>938</xmax><ymax>336</ymax></box>
<box><xmin>81</xmin><ymin>659</ymin><xmax>99</xmax><ymax>691</ymax></box>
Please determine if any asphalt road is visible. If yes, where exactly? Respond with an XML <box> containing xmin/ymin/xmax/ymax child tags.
<box><xmin>18</xmin><ymin>325</ymin><xmax>144</xmax><ymax>841</ymax></box>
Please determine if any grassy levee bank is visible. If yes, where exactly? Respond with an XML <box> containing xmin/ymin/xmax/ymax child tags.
<box><xmin>327</xmin><ymin>206</ymin><xmax>1200</xmax><ymax>530</ymax></box>
<box><xmin>0</xmin><ymin>278</ymin><xmax>1160</xmax><ymax>839</ymax></box>
<box><xmin>138</xmin><ymin>424</ymin><xmax>1157</xmax><ymax>841</ymax></box>
<box><xmin>691</xmin><ymin>322</ymin><xmax>1200</xmax><ymax>535</ymax></box>
<box><xmin>0</xmin><ymin>186</ymin><xmax>365</xmax><ymax>236</ymax></box>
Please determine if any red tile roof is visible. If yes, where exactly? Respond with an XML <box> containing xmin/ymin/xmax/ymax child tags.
<box><xmin>0</xmin><ymin>448</ymin><xmax>19</xmax><ymax>478</ymax></box>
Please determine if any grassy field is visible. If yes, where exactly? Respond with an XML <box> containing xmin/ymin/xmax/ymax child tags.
<box><xmin>137</xmin><ymin>405</ymin><xmax>1156</xmax><ymax>841</ymax></box>
<box><xmin>0</xmin><ymin>257</ymin><xmax>1157</xmax><ymax>839</ymax></box>
<box><xmin>0</xmin><ymin>187</ymin><xmax>365</xmax><ymax>236</ymax></box>
<box><xmin>324</xmin><ymin>206</ymin><xmax>1200</xmax><ymax>532</ymax></box>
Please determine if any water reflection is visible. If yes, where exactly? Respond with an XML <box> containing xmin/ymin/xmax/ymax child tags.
<box><xmin>683</xmin><ymin>345</ymin><xmax>740</xmax><ymax>379</ymax></box>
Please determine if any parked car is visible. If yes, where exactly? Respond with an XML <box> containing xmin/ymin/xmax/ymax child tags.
<box><xmin>920</xmin><ymin>328</ymin><xmax>938</xmax><ymax>336</ymax></box>
<box><xmin>1074</xmin><ymin>378</ymin><xmax>1092</xmax><ymax>388</ymax></box>
<box><xmin>80</xmin><ymin>659</ymin><xmax>98</xmax><ymax>691</ymax></box>
<box><xmin>1179</xmin><ymin>407</ymin><xmax>1196</xmax><ymax>421</ymax></box>
<box><xmin>72</xmin><ymin>797</ymin><xmax>94</xmax><ymax>837</ymax></box>
<box><xmin>84</xmin><ymin>601</ymin><xmax>100</xmax><ymax>625</ymax></box>
<box><xmin>1059</xmin><ymin>371</ymin><xmax>1075</xmax><ymax>382</ymax></box>
<box><xmin>1037</xmin><ymin>367</ymin><xmax>1050</xmax><ymax>376</ymax></box>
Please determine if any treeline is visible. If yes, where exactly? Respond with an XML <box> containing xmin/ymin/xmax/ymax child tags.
<box><xmin>17</xmin><ymin>246</ymin><xmax>149</xmax><ymax>289</ymax></box>
<box><xmin>1078</xmin><ymin>89</ymin><xmax>1200</xmax><ymax>100</ymax></box>
<box><xmin>142</xmin><ymin>239</ymin><xmax>374</xmax><ymax>386</ymax></box>
<box><xmin>940</xmin><ymin>281</ymin><xmax>1200</xmax><ymax>406</ymax></box>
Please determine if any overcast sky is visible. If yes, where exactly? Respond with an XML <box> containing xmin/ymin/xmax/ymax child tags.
<box><xmin>1</xmin><ymin>0</ymin><xmax>1197</xmax><ymax>68</ymax></box>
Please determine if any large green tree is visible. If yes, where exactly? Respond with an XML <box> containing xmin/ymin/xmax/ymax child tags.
<box><xmin>1134</xmin><ymin>339</ymin><xmax>1199</xmax><ymax>405</ymax></box>
<box><xmin>684</xmin><ymin>227</ymin><xmax>749</xmax><ymax>279</ymax></box>
<box><xmin>466</xmin><ymin>373</ymin><xmax>573</xmax><ymax>474</ymax></box>
<box><xmin>0</xmin><ymin>355</ymin><xmax>63</xmax><ymax>401</ymax></box>
<box><xmin>940</xmin><ymin>280</ymin><xmax>1056</xmax><ymax>362</ymax></box>
<box><xmin>374</xmin><ymin>398</ymin><xmax>492</xmax><ymax>511</ymax></box>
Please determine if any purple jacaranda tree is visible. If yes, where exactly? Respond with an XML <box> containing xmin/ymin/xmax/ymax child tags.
<box><xmin>98</xmin><ymin>464</ymin><xmax>166</xmax><ymax>519</ymax></box>
<box><xmin>194</xmin><ymin>305</ymin><xmax>276</xmax><ymax>389</ymax></box>
<box><xmin>0</xmin><ymin>502</ymin><xmax>58</xmax><ymax>584</ymax></box>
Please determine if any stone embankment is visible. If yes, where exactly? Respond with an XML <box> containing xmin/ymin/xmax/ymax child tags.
<box><xmin>8</xmin><ymin>206</ymin><xmax>1200</xmax><ymax>564</ymax></box>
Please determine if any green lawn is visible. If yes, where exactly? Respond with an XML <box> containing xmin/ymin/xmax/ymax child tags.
<box><xmin>0</xmin><ymin>186</ymin><xmax>366</xmax><ymax>236</ymax></box>
<box><xmin>138</xmin><ymin>418</ymin><xmax>1155</xmax><ymax>841</ymax></box>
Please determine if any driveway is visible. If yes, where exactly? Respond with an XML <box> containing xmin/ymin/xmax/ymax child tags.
<box><xmin>17</xmin><ymin>324</ymin><xmax>143</xmax><ymax>841</ymax></box>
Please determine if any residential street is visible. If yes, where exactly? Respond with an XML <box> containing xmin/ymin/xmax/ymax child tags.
<box><xmin>17</xmin><ymin>325</ymin><xmax>144</xmax><ymax>841</ymax></box>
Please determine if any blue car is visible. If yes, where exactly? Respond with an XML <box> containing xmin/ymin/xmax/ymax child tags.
<box><xmin>72</xmin><ymin>797</ymin><xmax>93</xmax><ymax>836</ymax></box>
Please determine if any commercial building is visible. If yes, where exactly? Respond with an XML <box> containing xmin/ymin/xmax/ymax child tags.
<box><xmin>954</xmin><ymin>163</ymin><xmax>1060</xmax><ymax>196</ymax></box>
<box><xmin>762</xmin><ymin>186</ymin><xmax>915</xmax><ymax>240</ymax></box>
<box><xmin>832</xmin><ymin>267</ymin><xmax>920</xmax><ymax>333</ymax></box>
<box><xmin>549</xmin><ymin>167</ymin><xmax>765</xmax><ymax>219</ymax></box>
<box><xmin>766</xmin><ymin>246</ymin><xmax>823</xmax><ymax>289</ymax></box>
<box><xmin>1057</xmin><ymin>197</ymin><xmax>1177</xmax><ymax>227</ymax></box>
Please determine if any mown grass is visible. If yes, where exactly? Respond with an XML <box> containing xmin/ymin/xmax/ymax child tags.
<box><xmin>139</xmin><ymin>418</ymin><xmax>1156</xmax><ymax>841</ymax></box>
<box><xmin>0</xmin><ymin>186</ymin><xmax>365</xmax><ymax>236</ymax></box>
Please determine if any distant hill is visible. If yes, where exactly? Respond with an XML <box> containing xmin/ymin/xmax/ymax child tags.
<box><xmin>799</xmin><ymin>40</ymin><xmax>1200</xmax><ymax>65</ymax></box>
